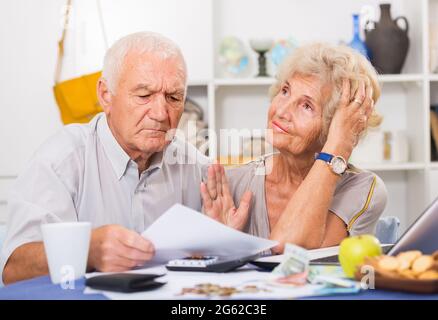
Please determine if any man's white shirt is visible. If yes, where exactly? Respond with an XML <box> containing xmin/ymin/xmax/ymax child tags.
<box><xmin>0</xmin><ymin>113</ymin><xmax>209</xmax><ymax>284</ymax></box>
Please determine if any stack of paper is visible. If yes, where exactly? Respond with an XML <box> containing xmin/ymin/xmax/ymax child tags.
<box><xmin>141</xmin><ymin>204</ymin><xmax>278</xmax><ymax>264</ymax></box>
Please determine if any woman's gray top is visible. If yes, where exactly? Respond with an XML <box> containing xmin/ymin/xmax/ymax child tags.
<box><xmin>225</xmin><ymin>154</ymin><xmax>388</xmax><ymax>238</ymax></box>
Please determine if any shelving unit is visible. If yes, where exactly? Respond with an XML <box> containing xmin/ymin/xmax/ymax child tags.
<box><xmin>182</xmin><ymin>0</ymin><xmax>438</xmax><ymax>233</ymax></box>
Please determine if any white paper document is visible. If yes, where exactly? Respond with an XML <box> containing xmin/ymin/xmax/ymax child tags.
<box><xmin>141</xmin><ymin>204</ymin><xmax>278</xmax><ymax>264</ymax></box>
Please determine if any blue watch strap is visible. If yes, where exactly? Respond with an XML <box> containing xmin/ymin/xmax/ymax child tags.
<box><xmin>315</xmin><ymin>152</ymin><xmax>333</xmax><ymax>163</ymax></box>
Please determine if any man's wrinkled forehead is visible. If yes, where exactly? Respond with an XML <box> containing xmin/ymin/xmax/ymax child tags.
<box><xmin>120</xmin><ymin>50</ymin><xmax>186</xmax><ymax>91</ymax></box>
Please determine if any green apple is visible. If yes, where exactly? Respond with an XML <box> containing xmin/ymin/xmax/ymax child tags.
<box><xmin>339</xmin><ymin>234</ymin><xmax>382</xmax><ymax>278</ymax></box>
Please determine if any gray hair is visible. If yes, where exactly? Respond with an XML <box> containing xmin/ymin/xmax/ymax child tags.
<box><xmin>269</xmin><ymin>42</ymin><xmax>382</xmax><ymax>143</ymax></box>
<box><xmin>102</xmin><ymin>31</ymin><xmax>187</xmax><ymax>93</ymax></box>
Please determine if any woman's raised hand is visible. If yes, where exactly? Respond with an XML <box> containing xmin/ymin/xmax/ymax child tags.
<box><xmin>200</xmin><ymin>164</ymin><xmax>252</xmax><ymax>231</ymax></box>
<box><xmin>324</xmin><ymin>79</ymin><xmax>374</xmax><ymax>159</ymax></box>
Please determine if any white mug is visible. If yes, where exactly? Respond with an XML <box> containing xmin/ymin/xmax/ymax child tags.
<box><xmin>41</xmin><ymin>222</ymin><xmax>91</xmax><ymax>284</ymax></box>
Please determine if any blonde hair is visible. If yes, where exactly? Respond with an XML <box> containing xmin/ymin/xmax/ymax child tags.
<box><xmin>269</xmin><ymin>42</ymin><xmax>382</xmax><ymax>143</ymax></box>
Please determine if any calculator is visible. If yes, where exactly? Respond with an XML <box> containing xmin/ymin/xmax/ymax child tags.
<box><xmin>165</xmin><ymin>254</ymin><xmax>260</xmax><ymax>272</ymax></box>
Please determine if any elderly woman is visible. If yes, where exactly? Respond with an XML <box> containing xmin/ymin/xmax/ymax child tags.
<box><xmin>201</xmin><ymin>43</ymin><xmax>387</xmax><ymax>252</ymax></box>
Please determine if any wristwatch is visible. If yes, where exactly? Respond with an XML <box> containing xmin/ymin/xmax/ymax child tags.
<box><xmin>315</xmin><ymin>152</ymin><xmax>347</xmax><ymax>175</ymax></box>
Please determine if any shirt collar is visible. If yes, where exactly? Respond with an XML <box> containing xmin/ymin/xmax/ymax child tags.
<box><xmin>146</xmin><ymin>149</ymin><xmax>165</xmax><ymax>173</ymax></box>
<box><xmin>97</xmin><ymin>115</ymin><xmax>169</xmax><ymax>179</ymax></box>
<box><xmin>97</xmin><ymin>115</ymin><xmax>131</xmax><ymax>180</ymax></box>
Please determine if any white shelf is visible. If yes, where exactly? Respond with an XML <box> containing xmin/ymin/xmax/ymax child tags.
<box><xmin>211</xmin><ymin>75</ymin><xmax>424</xmax><ymax>87</ymax></box>
<box><xmin>214</xmin><ymin>77</ymin><xmax>276</xmax><ymax>86</ymax></box>
<box><xmin>355</xmin><ymin>162</ymin><xmax>426</xmax><ymax>171</ymax></box>
<box><xmin>377</xmin><ymin>74</ymin><xmax>424</xmax><ymax>83</ymax></box>
<box><xmin>430</xmin><ymin>162</ymin><xmax>438</xmax><ymax>169</ymax></box>
<box><xmin>428</xmin><ymin>74</ymin><xmax>438</xmax><ymax>82</ymax></box>
<box><xmin>188</xmin><ymin>79</ymin><xmax>210</xmax><ymax>86</ymax></box>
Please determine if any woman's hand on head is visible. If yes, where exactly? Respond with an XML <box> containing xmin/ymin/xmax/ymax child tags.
<box><xmin>200</xmin><ymin>164</ymin><xmax>252</xmax><ymax>231</ymax></box>
<box><xmin>324</xmin><ymin>79</ymin><xmax>374</xmax><ymax>159</ymax></box>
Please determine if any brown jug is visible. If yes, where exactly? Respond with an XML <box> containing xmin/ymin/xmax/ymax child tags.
<box><xmin>365</xmin><ymin>3</ymin><xmax>409</xmax><ymax>74</ymax></box>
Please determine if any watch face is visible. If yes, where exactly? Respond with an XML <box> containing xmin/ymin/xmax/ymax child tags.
<box><xmin>331</xmin><ymin>156</ymin><xmax>347</xmax><ymax>174</ymax></box>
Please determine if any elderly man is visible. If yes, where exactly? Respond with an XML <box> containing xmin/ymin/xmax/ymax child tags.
<box><xmin>0</xmin><ymin>32</ymin><xmax>252</xmax><ymax>285</ymax></box>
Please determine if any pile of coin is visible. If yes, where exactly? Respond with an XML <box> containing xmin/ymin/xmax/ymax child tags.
<box><xmin>179</xmin><ymin>283</ymin><xmax>270</xmax><ymax>297</ymax></box>
<box><xmin>365</xmin><ymin>250</ymin><xmax>438</xmax><ymax>280</ymax></box>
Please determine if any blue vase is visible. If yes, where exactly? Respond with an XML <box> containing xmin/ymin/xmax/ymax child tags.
<box><xmin>348</xmin><ymin>14</ymin><xmax>370</xmax><ymax>59</ymax></box>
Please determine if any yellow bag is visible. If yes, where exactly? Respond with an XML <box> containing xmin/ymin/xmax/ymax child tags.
<box><xmin>54</xmin><ymin>71</ymin><xmax>102</xmax><ymax>124</ymax></box>
<box><xmin>53</xmin><ymin>0</ymin><xmax>105</xmax><ymax>124</ymax></box>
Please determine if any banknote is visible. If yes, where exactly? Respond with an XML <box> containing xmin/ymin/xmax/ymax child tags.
<box><xmin>272</xmin><ymin>243</ymin><xmax>309</xmax><ymax>276</ymax></box>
